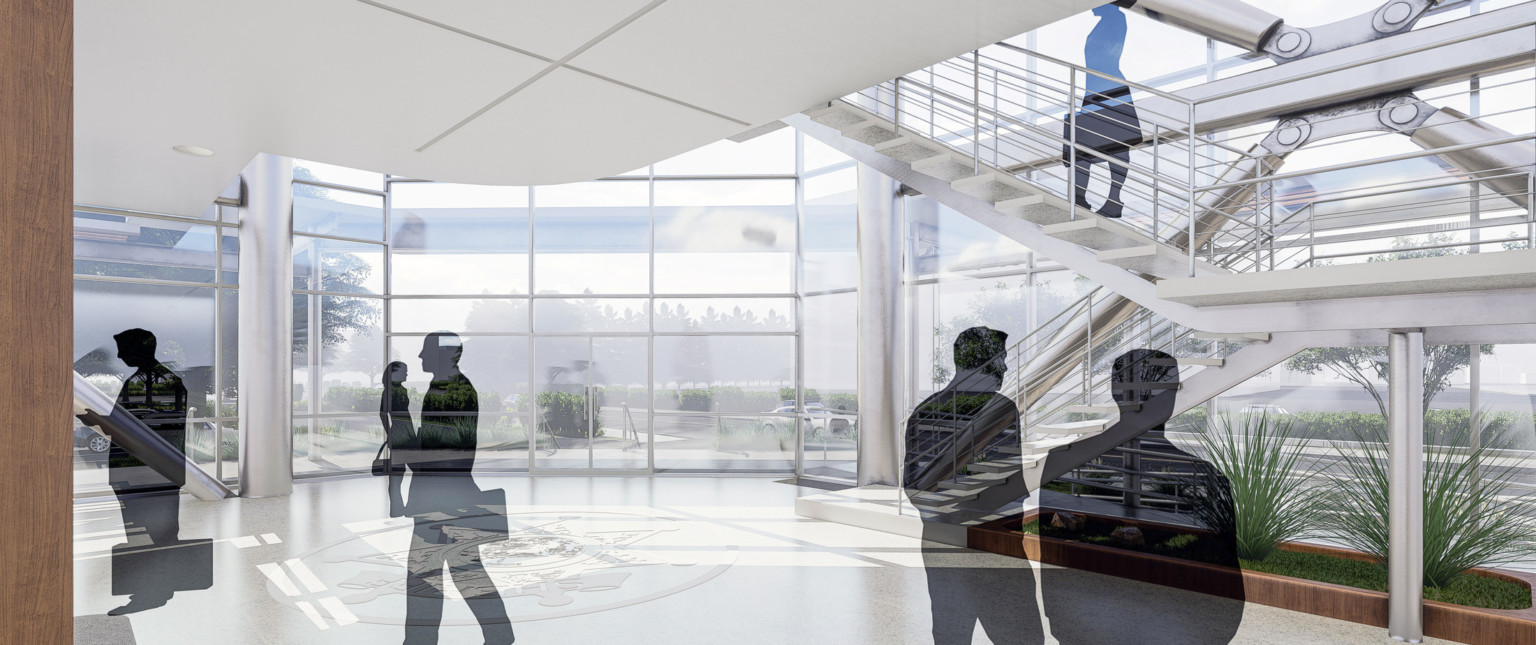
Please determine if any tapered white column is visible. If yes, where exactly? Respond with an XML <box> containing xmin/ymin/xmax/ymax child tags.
<box><xmin>856</xmin><ymin>163</ymin><xmax>902</xmax><ymax>487</ymax></box>
<box><xmin>1388</xmin><ymin>329</ymin><xmax>1424</xmax><ymax>642</ymax></box>
<box><xmin>238</xmin><ymin>153</ymin><xmax>294</xmax><ymax>497</ymax></box>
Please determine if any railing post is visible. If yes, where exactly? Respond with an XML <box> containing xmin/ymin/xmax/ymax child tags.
<box><xmin>1253</xmin><ymin>176</ymin><xmax>1263</xmax><ymax>272</ymax></box>
<box><xmin>1069</xmin><ymin>67</ymin><xmax>1079</xmax><ymax>221</ymax></box>
<box><xmin>1124</xmin><ymin>437</ymin><xmax>1142</xmax><ymax>508</ymax></box>
<box><xmin>1527</xmin><ymin>171</ymin><xmax>1534</xmax><ymax>249</ymax></box>
<box><xmin>1152</xmin><ymin>128</ymin><xmax>1161</xmax><ymax>240</ymax></box>
<box><xmin>1188</xmin><ymin>101</ymin><xmax>1197</xmax><ymax>277</ymax></box>
<box><xmin>1084</xmin><ymin>295</ymin><xmax>1093</xmax><ymax>403</ymax></box>
<box><xmin>973</xmin><ymin>49</ymin><xmax>982</xmax><ymax>175</ymax></box>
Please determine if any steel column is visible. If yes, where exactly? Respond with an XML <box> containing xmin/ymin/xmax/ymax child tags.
<box><xmin>237</xmin><ymin>153</ymin><xmax>295</xmax><ymax>498</ymax></box>
<box><xmin>856</xmin><ymin>163</ymin><xmax>902</xmax><ymax>487</ymax></box>
<box><xmin>1388</xmin><ymin>329</ymin><xmax>1425</xmax><ymax>643</ymax></box>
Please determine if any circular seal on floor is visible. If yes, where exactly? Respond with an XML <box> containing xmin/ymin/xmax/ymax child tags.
<box><xmin>265</xmin><ymin>507</ymin><xmax>735</xmax><ymax>626</ymax></box>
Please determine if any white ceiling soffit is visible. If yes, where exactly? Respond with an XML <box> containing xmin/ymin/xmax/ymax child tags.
<box><xmin>76</xmin><ymin>0</ymin><xmax>1098</xmax><ymax>216</ymax></box>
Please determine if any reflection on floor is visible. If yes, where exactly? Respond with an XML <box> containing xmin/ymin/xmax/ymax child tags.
<box><xmin>74</xmin><ymin>476</ymin><xmax>1458</xmax><ymax>644</ymax></box>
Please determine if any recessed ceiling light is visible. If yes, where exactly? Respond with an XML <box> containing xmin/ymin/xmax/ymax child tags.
<box><xmin>172</xmin><ymin>144</ymin><xmax>214</xmax><ymax>157</ymax></box>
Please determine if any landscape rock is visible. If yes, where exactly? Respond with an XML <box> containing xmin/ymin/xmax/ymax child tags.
<box><xmin>1050</xmin><ymin>512</ymin><xmax>1085</xmax><ymax>532</ymax></box>
<box><xmin>1110</xmin><ymin>526</ymin><xmax>1145</xmax><ymax>547</ymax></box>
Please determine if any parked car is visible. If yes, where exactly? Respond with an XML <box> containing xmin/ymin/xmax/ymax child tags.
<box><xmin>757</xmin><ymin>403</ymin><xmax>856</xmax><ymax>437</ymax></box>
<box><xmin>1239</xmin><ymin>404</ymin><xmax>1291</xmax><ymax>416</ymax></box>
<box><xmin>74</xmin><ymin>424</ymin><xmax>111</xmax><ymax>454</ymax></box>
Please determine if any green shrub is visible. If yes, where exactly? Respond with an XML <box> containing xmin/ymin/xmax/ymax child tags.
<box><xmin>1163</xmin><ymin>533</ymin><xmax>1198</xmax><ymax>550</ymax></box>
<box><xmin>536</xmin><ymin>391</ymin><xmax>602</xmax><ymax>438</ymax></box>
<box><xmin>676</xmin><ymin>386</ymin><xmax>781</xmax><ymax>412</ymax></box>
<box><xmin>1323</xmin><ymin>423</ymin><xmax>1536</xmax><ymax>588</ymax></box>
<box><xmin>321</xmin><ymin>386</ymin><xmax>384</xmax><ymax>412</ymax></box>
<box><xmin>823</xmin><ymin>393</ymin><xmax>858</xmax><ymax>412</ymax></box>
<box><xmin>1184</xmin><ymin>411</ymin><xmax>1329</xmax><ymax>560</ymax></box>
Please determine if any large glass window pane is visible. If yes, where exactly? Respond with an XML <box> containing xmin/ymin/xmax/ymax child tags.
<box><xmin>292</xmin><ymin>416</ymin><xmax>384</xmax><ymax>476</ymax></box>
<box><xmin>654</xmin><ymin>180</ymin><xmax>795</xmax><ymax>294</ymax></box>
<box><xmin>801</xmin><ymin>292</ymin><xmax>858</xmax><ymax>481</ymax></box>
<box><xmin>390</xmin><ymin>182</ymin><xmax>529</xmax><ymax>295</ymax></box>
<box><xmin>74</xmin><ymin>212</ymin><xmax>219</xmax><ymax>283</ymax></box>
<box><xmin>803</xmin><ymin>132</ymin><xmax>853</xmax><ymax>174</ymax></box>
<box><xmin>654</xmin><ymin>127</ymin><xmax>795</xmax><ymax>176</ymax></box>
<box><xmin>390</xmin><ymin>298</ymin><xmax>529</xmax><ymax>334</ymax></box>
<box><xmin>802</xmin><ymin>167</ymin><xmax>857</xmax><ymax>293</ymax></box>
<box><xmin>219</xmin><ymin>288</ymin><xmax>239</xmax><ymax>414</ymax></box>
<box><xmin>653</xmin><ymin>298</ymin><xmax>794</xmax><ymax>332</ymax></box>
<box><xmin>533</xmin><ymin>181</ymin><xmax>649</xmax><ymax>294</ymax></box>
<box><xmin>219</xmin><ymin>224</ymin><xmax>239</xmax><ymax>286</ymax></box>
<box><xmin>533</xmin><ymin>298</ymin><xmax>648</xmax><ymax>333</ymax></box>
<box><xmin>292</xmin><ymin>236</ymin><xmax>384</xmax><ymax>295</ymax></box>
<box><xmin>294</xmin><ymin>158</ymin><xmax>385</xmax><ymax>191</ymax></box>
<box><xmin>292</xmin><ymin>294</ymin><xmax>384</xmax><ymax>414</ymax></box>
<box><xmin>73</xmin><ymin>279</ymin><xmax>220</xmax><ymax>494</ymax></box>
<box><xmin>293</xmin><ymin>185</ymin><xmax>385</xmax><ymax>241</ymax></box>
<box><xmin>652</xmin><ymin>336</ymin><xmax>796</xmax><ymax>413</ymax></box>
<box><xmin>380</xmin><ymin>334</ymin><xmax>531</xmax><ymax>472</ymax></box>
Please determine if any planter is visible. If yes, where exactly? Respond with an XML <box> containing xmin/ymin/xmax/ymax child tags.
<box><xmin>969</xmin><ymin>510</ymin><xmax>1536</xmax><ymax>644</ymax></box>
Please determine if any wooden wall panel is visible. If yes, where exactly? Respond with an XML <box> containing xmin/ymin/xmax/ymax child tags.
<box><xmin>0</xmin><ymin>0</ymin><xmax>73</xmax><ymax>643</ymax></box>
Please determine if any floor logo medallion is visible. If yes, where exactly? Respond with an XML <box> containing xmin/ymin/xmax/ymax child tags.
<box><xmin>266</xmin><ymin>508</ymin><xmax>735</xmax><ymax>625</ymax></box>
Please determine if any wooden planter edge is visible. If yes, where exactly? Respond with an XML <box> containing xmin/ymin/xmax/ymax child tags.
<box><xmin>968</xmin><ymin>510</ymin><xmax>1536</xmax><ymax>644</ymax></box>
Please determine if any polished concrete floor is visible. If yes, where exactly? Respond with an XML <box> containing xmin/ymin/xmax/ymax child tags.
<box><xmin>74</xmin><ymin>475</ymin><xmax>1461</xmax><ymax>644</ymax></box>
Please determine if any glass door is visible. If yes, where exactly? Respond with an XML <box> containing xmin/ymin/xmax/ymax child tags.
<box><xmin>531</xmin><ymin>336</ymin><xmax>650</xmax><ymax>473</ymax></box>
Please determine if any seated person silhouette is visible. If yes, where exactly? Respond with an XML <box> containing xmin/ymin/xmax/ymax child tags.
<box><xmin>106</xmin><ymin>328</ymin><xmax>211</xmax><ymax>615</ymax></box>
<box><xmin>393</xmin><ymin>332</ymin><xmax>514</xmax><ymax>645</ymax></box>
<box><xmin>1039</xmin><ymin>348</ymin><xmax>1243</xmax><ymax>644</ymax></box>
<box><xmin>904</xmin><ymin>327</ymin><xmax>1043</xmax><ymax>645</ymax></box>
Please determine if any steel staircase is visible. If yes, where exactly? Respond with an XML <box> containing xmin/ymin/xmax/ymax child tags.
<box><xmin>793</xmin><ymin>4</ymin><xmax>1536</xmax><ymax>538</ymax></box>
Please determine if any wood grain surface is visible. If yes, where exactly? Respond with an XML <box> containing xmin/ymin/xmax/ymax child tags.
<box><xmin>0</xmin><ymin>1</ymin><xmax>73</xmax><ymax>643</ymax></box>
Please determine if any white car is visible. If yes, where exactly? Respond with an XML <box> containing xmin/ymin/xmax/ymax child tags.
<box><xmin>758</xmin><ymin>402</ymin><xmax>856</xmax><ymax>437</ymax></box>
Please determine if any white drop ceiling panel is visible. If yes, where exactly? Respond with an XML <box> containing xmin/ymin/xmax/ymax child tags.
<box><xmin>76</xmin><ymin>0</ymin><xmax>1101</xmax><ymax>216</ymax></box>
<box><xmin>366</xmin><ymin>0</ymin><xmax>659</xmax><ymax>61</ymax></box>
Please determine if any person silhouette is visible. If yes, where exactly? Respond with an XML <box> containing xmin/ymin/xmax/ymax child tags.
<box><xmin>381</xmin><ymin>361</ymin><xmax>412</xmax><ymax>517</ymax></box>
<box><xmin>396</xmin><ymin>332</ymin><xmax>514</xmax><ymax>645</ymax></box>
<box><xmin>1064</xmin><ymin>3</ymin><xmax>1142</xmax><ymax>218</ymax></box>
<box><xmin>905</xmin><ymin>327</ymin><xmax>1043</xmax><ymax>645</ymax></box>
<box><xmin>106</xmin><ymin>328</ymin><xmax>211</xmax><ymax>615</ymax></box>
<box><xmin>1039</xmin><ymin>348</ymin><xmax>1243</xmax><ymax>644</ymax></box>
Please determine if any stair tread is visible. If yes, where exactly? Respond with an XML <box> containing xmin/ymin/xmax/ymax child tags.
<box><xmin>1042</xmin><ymin>218</ymin><xmax>1152</xmax><ymax>251</ymax></box>
<box><xmin>1035</xmin><ymin>420</ymin><xmax>1107</xmax><ymax>435</ymax></box>
<box><xmin>1192</xmin><ymin>331</ymin><xmax>1271</xmax><ymax>342</ymax></box>
<box><xmin>1066</xmin><ymin>402</ymin><xmax>1142</xmax><ymax>414</ymax></box>
<box><xmin>1148</xmin><ymin>357</ymin><xmax>1224</xmax><ymax>366</ymax></box>
<box><xmin>1110</xmin><ymin>381</ymin><xmax>1181</xmax><ymax>390</ymax></box>
<box><xmin>1098</xmin><ymin>244</ymin><xmax>1230</xmax><ymax>279</ymax></box>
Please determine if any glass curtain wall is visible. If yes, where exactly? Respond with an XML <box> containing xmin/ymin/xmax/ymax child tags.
<box><xmin>289</xmin><ymin>128</ymin><xmax>858</xmax><ymax>476</ymax></box>
<box><xmin>72</xmin><ymin>203</ymin><xmax>240</xmax><ymax>495</ymax></box>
